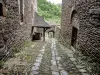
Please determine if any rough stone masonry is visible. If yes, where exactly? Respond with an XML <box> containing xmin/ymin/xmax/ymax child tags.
<box><xmin>55</xmin><ymin>0</ymin><xmax>100</xmax><ymax>74</ymax></box>
<box><xmin>0</xmin><ymin>0</ymin><xmax>37</xmax><ymax>60</ymax></box>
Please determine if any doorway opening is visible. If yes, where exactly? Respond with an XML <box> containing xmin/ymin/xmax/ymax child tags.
<box><xmin>0</xmin><ymin>3</ymin><xmax>3</xmax><ymax>16</ymax></box>
<box><xmin>71</xmin><ymin>27</ymin><xmax>78</xmax><ymax>49</ymax></box>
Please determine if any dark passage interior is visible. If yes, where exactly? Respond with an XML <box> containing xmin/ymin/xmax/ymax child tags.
<box><xmin>0</xmin><ymin>3</ymin><xmax>3</xmax><ymax>16</ymax></box>
<box><xmin>71</xmin><ymin>27</ymin><xmax>78</xmax><ymax>49</ymax></box>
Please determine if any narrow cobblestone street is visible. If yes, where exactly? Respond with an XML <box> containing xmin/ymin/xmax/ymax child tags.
<box><xmin>1</xmin><ymin>38</ymin><xmax>89</xmax><ymax>75</ymax></box>
<box><xmin>30</xmin><ymin>38</ymin><xmax>89</xmax><ymax>75</ymax></box>
<box><xmin>29</xmin><ymin>38</ymin><xmax>86</xmax><ymax>75</ymax></box>
<box><xmin>0</xmin><ymin>0</ymin><xmax>100</xmax><ymax>75</ymax></box>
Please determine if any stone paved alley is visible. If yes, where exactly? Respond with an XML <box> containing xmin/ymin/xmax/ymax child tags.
<box><xmin>0</xmin><ymin>38</ymin><xmax>89</xmax><ymax>75</ymax></box>
<box><xmin>0</xmin><ymin>0</ymin><xmax>100</xmax><ymax>75</ymax></box>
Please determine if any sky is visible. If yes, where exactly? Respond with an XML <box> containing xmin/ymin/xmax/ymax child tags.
<box><xmin>47</xmin><ymin>0</ymin><xmax>62</xmax><ymax>4</ymax></box>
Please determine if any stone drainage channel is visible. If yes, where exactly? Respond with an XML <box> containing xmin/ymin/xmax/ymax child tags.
<box><xmin>31</xmin><ymin>44</ymin><xmax>47</xmax><ymax>75</ymax></box>
<box><xmin>51</xmin><ymin>39</ymin><xmax>68</xmax><ymax>75</ymax></box>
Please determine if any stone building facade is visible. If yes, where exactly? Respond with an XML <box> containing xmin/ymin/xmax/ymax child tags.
<box><xmin>56</xmin><ymin>0</ymin><xmax>100</xmax><ymax>74</ymax></box>
<box><xmin>0</xmin><ymin>0</ymin><xmax>37</xmax><ymax>60</ymax></box>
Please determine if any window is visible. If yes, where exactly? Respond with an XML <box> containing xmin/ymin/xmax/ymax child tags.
<box><xmin>71</xmin><ymin>10</ymin><xmax>79</xmax><ymax>49</ymax></box>
<box><xmin>20</xmin><ymin>0</ymin><xmax>24</xmax><ymax>22</ymax></box>
<box><xmin>0</xmin><ymin>3</ymin><xmax>3</xmax><ymax>16</ymax></box>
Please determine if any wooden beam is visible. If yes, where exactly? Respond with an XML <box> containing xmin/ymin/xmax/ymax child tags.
<box><xmin>43</xmin><ymin>28</ymin><xmax>45</xmax><ymax>41</ymax></box>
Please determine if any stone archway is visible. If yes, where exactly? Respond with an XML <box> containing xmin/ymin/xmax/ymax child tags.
<box><xmin>48</xmin><ymin>31</ymin><xmax>55</xmax><ymax>38</ymax></box>
<box><xmin>71</xmin><ymin>10</ymin><xmax>79</xmax><ymax>49</ymax></box>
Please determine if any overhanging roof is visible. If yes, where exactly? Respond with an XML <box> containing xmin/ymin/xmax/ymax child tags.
<box><xmin>33</xmin><ymin>12</ymin><xmax>51</xmax><ymax>28</ymax></box>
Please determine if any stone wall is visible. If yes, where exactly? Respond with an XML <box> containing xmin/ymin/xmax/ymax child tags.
<box><xmin>76</xmin><ymin>0</ymin><xmax>100</xmax><ymax>60</ymax></box>
<box><xmin>56</xmin><ymin>0</ymin><xmax>100</xmax><ymax>74</ymax></box>
<box><xmin>0</xmin><ymin>0</ymin><xmax>20</xmax><ymax>60</ymax></box>
<box><xmin>0</xmin><ymin>0</ymin><xmax>36</xmax><ymax>60</ymax></box>
<box><xmin>55</xmin><ymin>26</ymin><xmax>71</xmax><ymax>48</ymax></box>
<box><xmin>60</xmin><ymin>0</ymin><xmax>100</xmax><ymax>61</ymax></box>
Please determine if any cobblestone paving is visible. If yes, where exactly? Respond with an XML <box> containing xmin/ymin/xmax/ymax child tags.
<box><xmin>39</xmin><ymin>42</ymin><xmax>52</xmax><ymax>75</ymax></box>
<box><xmin>56</xmin><ymin>40</ymin><xmax>89</xmax><ymax>75</ymax></box>
<box><xmin>31</xmin><ymin>39</ymin><xmax>83</xmax><ymax>75</ymax></box>
<box><xmin>1</xmin><ymin>39</ymin><xmax>89</xmax><ymax>75</ymax></box>
<box><xmin>31</xmin><ymin>44</ymin><xmax>47</xmax><ymax>75</ymax></box>
<box><xmin>56</xmin><ymin>42</ymin><xmax>82</xmax><ymax>75</ymax></box>
<box><xmin>51</xmin><ymin>39</ymin><xmax>68</xmax><ymax>75</ymax></box>
<box><xmin>1</xmin><ymin>41</ymin><xmax>46</xmax><ymax>75</ymax></box>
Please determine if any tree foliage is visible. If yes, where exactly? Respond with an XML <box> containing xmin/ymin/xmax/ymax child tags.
<box><xmin>37</xmin><ymin>0</ymin><xmax>61</xmax><ymax>24</ymax></box>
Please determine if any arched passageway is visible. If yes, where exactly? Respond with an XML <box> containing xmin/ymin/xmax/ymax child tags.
<box><xmin>71</xmin><ymin>10</ymin><xmax>79</xmax><ymax>49</ymax></box>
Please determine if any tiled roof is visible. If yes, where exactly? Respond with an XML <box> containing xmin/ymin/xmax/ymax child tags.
<box><xmin>34</xmin><ymin>12</ymin><xmax>51</xmax><ymax>28</ymax></box>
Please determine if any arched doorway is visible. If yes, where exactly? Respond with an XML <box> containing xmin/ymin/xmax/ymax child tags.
<box><xmin>48</xmin><ymin>31</ymin><xmax>55</xmax><ymax>38</ymax></box>
<box><xmin>71</xmin><ymin>10</ymin><xmax>79</xmax><ymax>49</ymax></box>
<box><xmin>71</xmin><ymin>27</ymin><xmax>78</xmax><ymax>49</ymax></box>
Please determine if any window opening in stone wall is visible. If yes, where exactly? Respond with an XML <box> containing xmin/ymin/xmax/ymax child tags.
<box><xmin>20</xmin><ymin>0</ymin><xmax>24</xmax><ymax>22</ymax></box>
<box><xmin>71</xmin><ymin>27</ymin><xmax>78</xmax><ymax>49</ymax></box>
<box><xmin>0</xmin><ymin>3</ymin><xmax>3</xmax><ymax>16</ymax></box>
